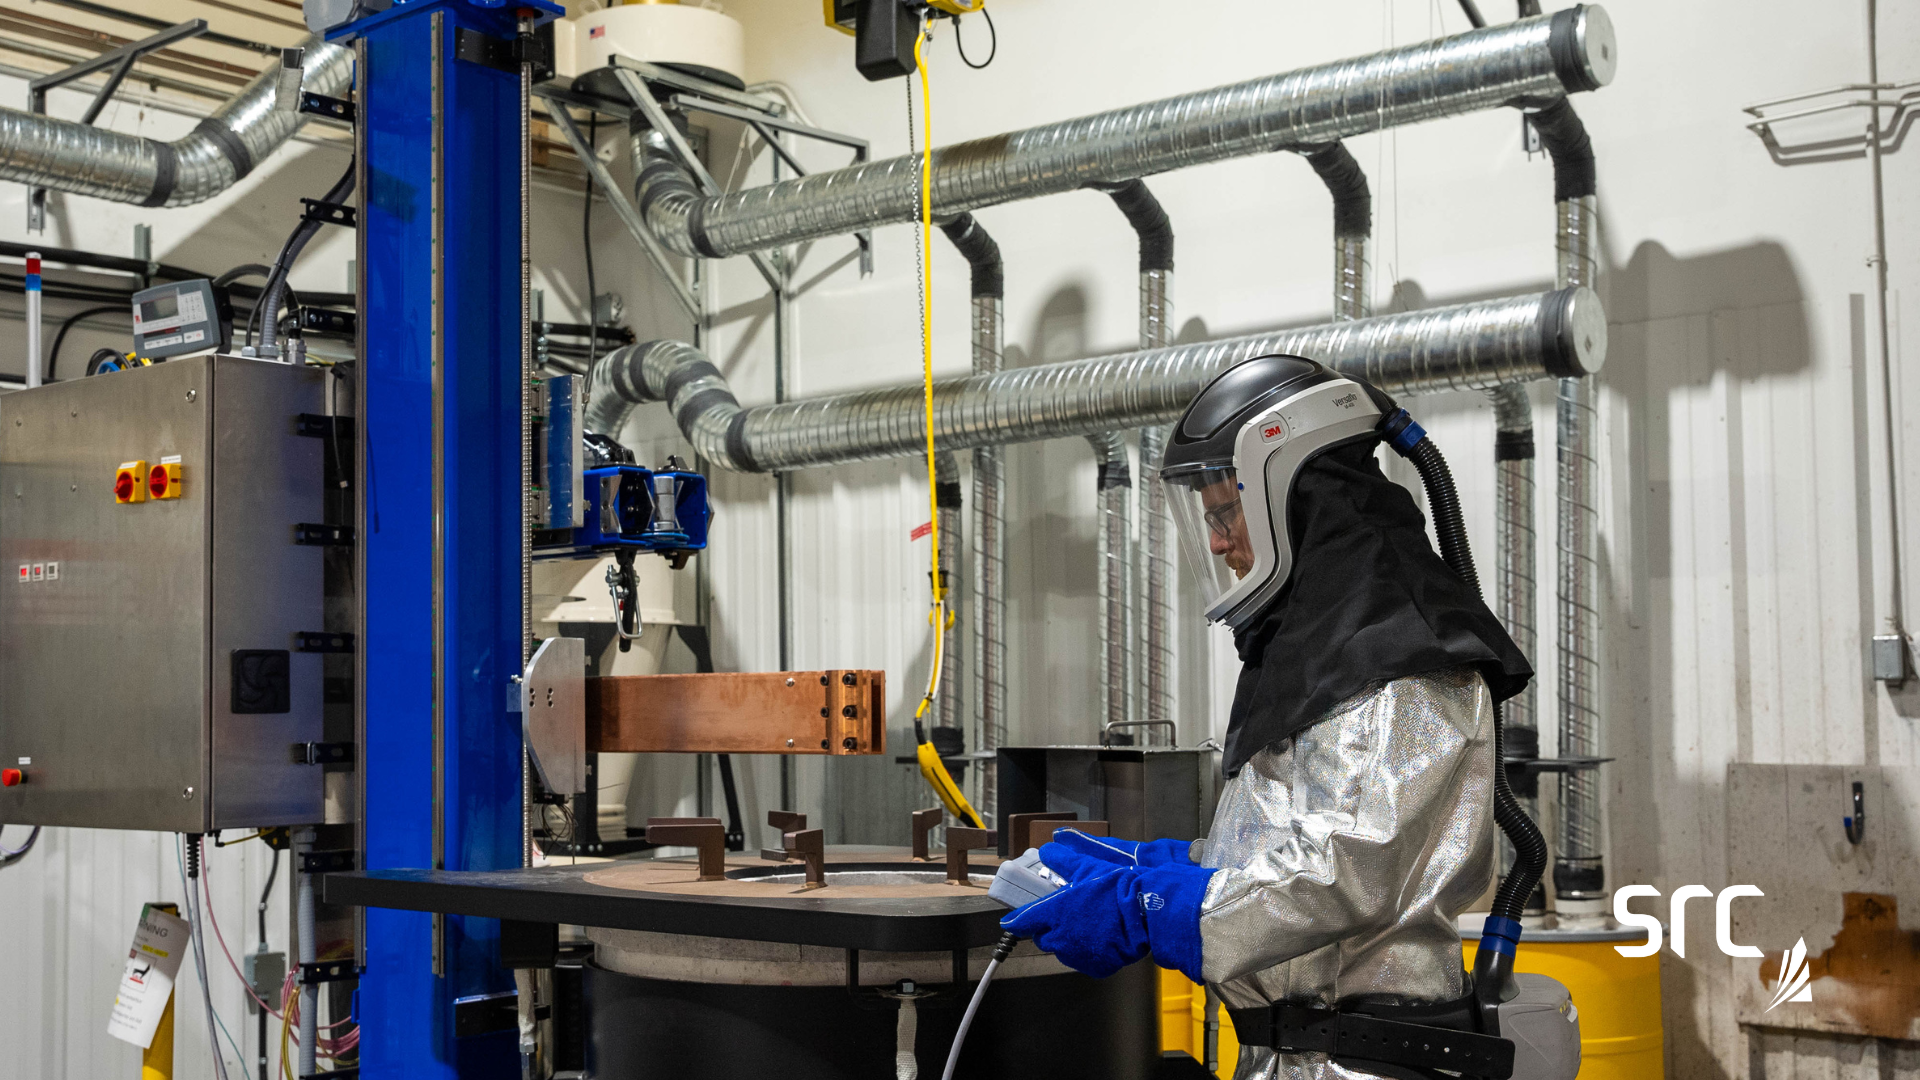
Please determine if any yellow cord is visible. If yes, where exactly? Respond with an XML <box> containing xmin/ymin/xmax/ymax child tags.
<box><xmin>912</xmin><ymin>20</ymin><xmax>944</xmax><ymax>727</ymax></box>
<box><xmin>907</xmin><ymin>21</ymin><xmax>984</xmax><ymax>832</ymax></box>
<box><xmin>279</xmin><ymin>981</ymin><xmax>293</xmax><ymax>1080</ymax></box>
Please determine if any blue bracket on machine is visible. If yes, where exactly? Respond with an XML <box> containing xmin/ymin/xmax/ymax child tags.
<box><xmin>531</xmin><ymin>373</ymin><xmax>709</xmax><ymax>563</ymax></box>
<box><xmin>560</xmin><ymin>464</ymin><xmax>710</xmax><ymax>560</ymax></box>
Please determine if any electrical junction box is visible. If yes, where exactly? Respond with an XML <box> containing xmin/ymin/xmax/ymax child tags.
<box><xmin>0</xmin><ymin>355</ymin><xmax>327</xmax><ymax>832</ymax></box>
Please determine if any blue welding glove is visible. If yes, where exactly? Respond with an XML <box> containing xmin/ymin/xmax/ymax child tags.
<box><xmin>1044</xmin><ymin>828</ymin><xmax>1196</xmax><ymax>868</ymax></box>
<box><xmin>1000</xmin><ymin>859</ymin><xmax>1214</xmax><ymax>983</ymax></box>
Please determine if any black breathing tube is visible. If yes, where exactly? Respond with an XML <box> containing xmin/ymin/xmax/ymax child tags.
<box><xmin>1380</xmin><ymin>406</ymin><xmax>1546</xmax><ymax>1024</ymax></box>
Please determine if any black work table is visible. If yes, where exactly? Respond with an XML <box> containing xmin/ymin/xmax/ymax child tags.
<box><xmin>322</xmin><ymin>848</ymin><xmax>1010</xmax><ymax>953</ymax></box>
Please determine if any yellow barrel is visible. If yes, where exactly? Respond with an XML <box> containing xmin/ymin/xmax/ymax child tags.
<box><xmin>1463</xmin><ymin>922</ymin><xmax>1664</xmax><ymax>1079</ymax></box>
<box><xmin>1160</xmin><ymin>969</ymin><xmax>1240</xmax><ymax>1077</ymax></box>
<box><xmin>1160</xmin><ymin>922</ymin><xmax>1663</xmax><ymax>1079</ymax></box>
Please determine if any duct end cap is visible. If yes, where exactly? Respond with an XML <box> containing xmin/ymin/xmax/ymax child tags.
<box><xmin>1542</xmin><ymin>286</ymin><xmax>1608</xmax><ymax>378</ymax></box>
<box><xmin>1551</xmin><ymin>5</ymin><xmax>1617</xmax><ymax>94</ymax></box>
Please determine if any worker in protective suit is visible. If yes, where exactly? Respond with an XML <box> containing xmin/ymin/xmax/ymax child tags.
<box><xmin>1001</xmin><ymin>355</ymin><xmax>1534</xmax><ymax>1080</ymax></box>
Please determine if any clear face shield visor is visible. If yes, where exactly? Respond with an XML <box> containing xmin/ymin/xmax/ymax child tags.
<box><xmin>1164</xmin><ymin>465</ymin><xmax>1259</xmax><ymax>617</ymax></box>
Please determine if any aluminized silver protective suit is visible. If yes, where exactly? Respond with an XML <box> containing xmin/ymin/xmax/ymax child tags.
<box><xmin>1196</xmin><ymin>668</ymin><xmax>1495</xmax><ymax>1080</ymax></box>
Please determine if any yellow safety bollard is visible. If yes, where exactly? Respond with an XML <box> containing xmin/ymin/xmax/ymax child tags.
<box><xmin>141</xmin><ymin>990</ymin><xmax>174</xmax><ymax>1080</ymax></box>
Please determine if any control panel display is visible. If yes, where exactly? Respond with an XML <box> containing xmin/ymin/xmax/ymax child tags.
<box><xmin>130</xmin><ymin>279</ymin><xmax>220</xmax><ymax>360</ymax></box>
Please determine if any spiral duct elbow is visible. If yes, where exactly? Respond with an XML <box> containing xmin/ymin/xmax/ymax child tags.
<box><xmin>0</xmin><ymin>37</ymin><xmax>352</xmax><ymax>207</ymax></box>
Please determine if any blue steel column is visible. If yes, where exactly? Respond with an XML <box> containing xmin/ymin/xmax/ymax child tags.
<box><xmin>346</xmin><ymin>1</ymin><xmax>547</xmax><ymax>1074</ymax></box>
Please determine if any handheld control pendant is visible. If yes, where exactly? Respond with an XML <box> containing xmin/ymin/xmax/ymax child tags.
<box><xmin>986</xmin><ymin>847</ymin><xmax>1066</xmax><ymax>909</ymax></box>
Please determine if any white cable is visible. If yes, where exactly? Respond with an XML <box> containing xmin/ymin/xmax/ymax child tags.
<box><xmin>295</xmin><ymin>827</ymin><xmax>319</xmax><ymax>1080</ymax></box>
<box><xmin>939</xmin><ymin>956</ymin><xmax>1000</xmax><ymax>1080</ymax></box>
<box><xmin>178</xmin><ymin>836</ymin><xmax>233</xmax><ymax>1080</ymax></box>
<box><xmin>895</xmin><ymin>994</ymin><xmax>919</xmax><ymax>1080</ymax></box>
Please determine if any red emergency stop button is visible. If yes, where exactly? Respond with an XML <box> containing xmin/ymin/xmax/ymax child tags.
<box><xmin>1</xmin><ymin>768</ymin><xmax>23</xmax><ymax>786</ymax></box>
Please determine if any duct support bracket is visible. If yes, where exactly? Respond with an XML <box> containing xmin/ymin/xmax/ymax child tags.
<box><xmin>299</xmin><ymin>91</ymin><xmax>356</xmax><ymax>123</ymax></box>
<box><xmin>535</xmin><ymin>87</ymin><xmax>706</xmax><ymax>325</ymax></box>
<box><xmin>24</xmin><ymin>18</ymin><xmax>211</xmax><ymax>232</ymax></box>
<box><xmin>535</xmin><ymin>66</ymin><xmax>875</xmax><ymax>328</ymax></box>
<box><xmin>611</xmin><ymin>65</ymin><xmax>785</xmax><ymax>294</ymax></box>
<box><xmin>297</xmin><ymin>307</ymin><xmax>357</xmax><ymax>337</ymax></box>
<box><xmin>661</xmin><ymin>89</ymin><xmax>874</xmax><ymax>277</ymax></box>
<box><xmin>301</xmin><ymin>198</ymin><xmax>357</xmax><ymax>227</ymax></box>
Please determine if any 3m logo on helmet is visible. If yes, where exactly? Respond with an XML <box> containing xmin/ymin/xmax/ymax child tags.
<box><xmin>1261</xmin><ymin>424</ymin><xmax>1285</xmax><ymax>441</ymax></box>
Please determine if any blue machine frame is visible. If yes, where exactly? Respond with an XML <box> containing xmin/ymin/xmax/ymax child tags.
<box><xmin>344</xmin><ymin>0</ymin><xmax>556</xmax><ymax>1073</ymax></box>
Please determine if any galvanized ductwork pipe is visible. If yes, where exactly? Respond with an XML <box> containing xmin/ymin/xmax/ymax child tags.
<box><xmin>1086</xmin><ymin>429</ymin><xmax>1134</xmax><ymax>740</ymax></box>
<box><xmin>937</xmin><ymin>213</ymin><xmax>1006</xmax><ymax>813</ymax></box>
<box><xmin>1092</xmin><ymin>179</ymin><xmax>1175</xmax><ymax>744</ymax></box>
<box><xmin>633</xmin><ymin>8</ymin><xmax>1614</xmax><ymax>259</ymax></box>
<box><xmin>1530</xmin><ymin>96</ymin><xmax>1606</xmax><ymax>915</ymax></box>
<box><xmin>1301</xmin><ymin>143</ymin><xmax>1371</xmax><ymax>321</ymax></box>
<box><xmin>0</xmin><ymin>38</ymin><xmax>352</xmax><ymax>207</ymax></box>
<box><xmin>584</xmin><ymin>287</ymin><xmax>1607</xmax><ymax>473</ymax></box>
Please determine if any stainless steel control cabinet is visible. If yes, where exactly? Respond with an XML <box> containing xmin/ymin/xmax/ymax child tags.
<box><xmin>0</xmin><ymin>356</ymin><xmax>327</xmax><ymax>831</ymax></box>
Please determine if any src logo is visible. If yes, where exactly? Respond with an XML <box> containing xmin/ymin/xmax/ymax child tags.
<box><xmin>1616</xmin><ymin>884</ymin><xmax>1815</xmax><ymax>1011</ymax></box>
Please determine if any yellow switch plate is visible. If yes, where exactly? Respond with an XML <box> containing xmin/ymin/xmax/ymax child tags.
<box><xmin>115</xmin><ymin>460</ymin><xmax>148</xmax><ymax>504</ymax></box>
<box><xmin>148</xmin><ymin>460</ymin><xmax>182</xmax><ymax>500</ymax></box>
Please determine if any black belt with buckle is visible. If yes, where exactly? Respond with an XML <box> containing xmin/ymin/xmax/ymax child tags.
<box><xmin>1226</xmin><ymin>999</ymin><xmax>1515</xmax><ymax>1080</ymax></box>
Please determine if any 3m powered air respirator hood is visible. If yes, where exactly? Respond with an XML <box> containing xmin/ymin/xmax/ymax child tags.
<box><xmin>1160</xmin><ymin>355</ymin><xmax>1532</xmax><ymax>776</ymax></box>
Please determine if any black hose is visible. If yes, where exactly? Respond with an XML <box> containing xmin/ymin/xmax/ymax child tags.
<box><xmin>0</xmin><ymin>240</ymin><xmax>199</xmax><ymax>282</ymax></box>
<box><xmin>0</xmin><ymin>273</ymin><xmax>135</xmax><ymax>305</ymax></box>
<box><xmin>212</xmin><ymin>265</ymin><xmax>271</xmax><ymax>355</ymax></box>
<box><xmin>1402</xmin><ymin>438</ymin><xmax>1479</xmax><ymax>597</ymax></box>
<box><xmin>213</xmin><ymin>264</ymin><xmax>273</xmax><ymax>289</ymax></box>
<box><xmin>1301</xmin><ymin>142</ymin><xmax>1371</xmax><ymax>240</ymax></box>
<box><xmin>1456</xmin><ymin>0</ymin><xmax>1487</xmax><ymax>28</ymax></box>
<box><xmin>46</xmin><ymin>304</ymin><xmax>127</xmax><ymax>382</ymax></box>
<box><xmin>0</xmin><ymin>825</ymin><xmax>40</xmax><ymax>868</ymax></box>
<box><xmin>252</xmin><ymin>159</ymin><xmax>355</xmax><ymax>351</ymax></box>
<box><xmin>954</xmin><ymin>7</ymin><xmax>996</xmax><ymax>69</ymax></box>
<box><xmin>937</xmin><ymin>213</ymin><xmax>1003</xmax><ymax>299</ymax></box>
<box><xmin>1526</xmin><ymin>97</ymin><xmax>1595</xmax><ymax>202</ymax></box>
<box><xmin>585</xmin><ymin>114</ymin><xmax>600</xmax><ymax>368</ymax></box>
<box><xmin>85</xmin><ymin>347</ymin><xmax>123</xmax><ymax>376</ymax></box>
<box><xmin>258</xmin><ymin>845</ymin><xmax>280</xmax><ymax>944</ymax></box>
<box><xmin>1392</xmin><ymin>429</ymin><xmax>1546</xmax><ymax>922</ymax></box>
<box><xmin>1088</xmin><ymin>179</ymin><xmax>1174</xmax><ymax>272</ymax></box>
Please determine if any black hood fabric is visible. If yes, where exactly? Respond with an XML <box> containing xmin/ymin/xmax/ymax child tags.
<box><xmin>1224</xmin><ymin>440</ymin><xmax>1532</xmax><ymax>776</ymax></box>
